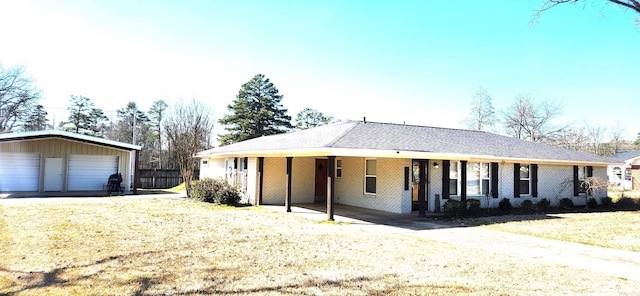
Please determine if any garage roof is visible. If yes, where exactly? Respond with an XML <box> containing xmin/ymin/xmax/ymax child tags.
<box><xmin>0</xmin><ymin>130</ymin><xmax>141</xmax><ymax>151</ymax></box>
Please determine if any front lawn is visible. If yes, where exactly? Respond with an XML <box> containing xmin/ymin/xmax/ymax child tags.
<box><xmin>472</xmin><ymin>211</ymin><xmax>640</xmax><ymax>251</ymax></box>
<box><xmin>1</xmin><ymin>197</ymin><xmax>638</xmax><ymax>295</ymax></box>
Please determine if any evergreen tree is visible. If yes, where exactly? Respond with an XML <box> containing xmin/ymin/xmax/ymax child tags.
<box><xmin>148</xmin><ymin>100</ymin><xmax>168</xmax><ymax>169</ymax></box>
<box><xmin>21</xmin><ymin>104</ymin><xmax>51</xmax><ymax>131</ymax></box>
<box><xmin>109</xmin><ymin>101</ymin><xmax>149</xmax><ymax>144</ymax></box>
<box><xmin>86</xmin><ymin>108</ymin><xmax>109</xmax><ymax>137</ymax></box>
<box><xmin>295</xmin><ymin>108</ymin><xmax>334</xmax><ymax>130</ymax></box>
<box><xmin>218</xmin><ymin>74</ymin><xmax>292</xmax><ymax>145</ymax></box>
<box><xmin>65</xmin><ymin>95</ymin><xmax>93</xmax><ymax>134</ymax></box>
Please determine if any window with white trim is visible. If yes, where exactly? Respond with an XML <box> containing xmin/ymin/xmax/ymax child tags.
<box><xmin>519</xmin><ymin>164</ymin><xmax>530</xmax><ymax>195</ymax></box>
<box><xmin>613</xmin><ymin>167</ymin><xmax>623</xmax><ymax>183</ymax></box>
<box><xmin>336</xmin><ymin>159</ymin><xmax>342</xmax><ymax>178</ymax></box>
<box><xmin>449</xmin><ymin>161</ymin><xmax>458</xmax><ymax>195</ymax></box>
<box><xmin>467</xmin><ymin>162</ymin><xmax>491</xmax><ymax>196</ymax></box>
<box><xmin>364</xmin><ymin>159</ymin><xmax>376</xmax><ymax>194</ymax></box>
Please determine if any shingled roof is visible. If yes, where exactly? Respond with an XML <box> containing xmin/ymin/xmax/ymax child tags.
<box><xmin>608</xmin><ymin>150</ymin><xmax>640</xmax><ymax>163</ymax></box>
<box><xmin>197</xmin><ymin>120</ymin><xmax>609</xmax><ymax>165</ymax></box>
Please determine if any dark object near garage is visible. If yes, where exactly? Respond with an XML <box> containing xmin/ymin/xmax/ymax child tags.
<box><xmin>107</xmin><ymin>173</ymin><xmax>123</xmax><ymax>195</ymax></box>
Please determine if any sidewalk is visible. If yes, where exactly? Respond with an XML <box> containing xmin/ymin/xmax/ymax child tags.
<box><xmin>265</xmin><ymin>204</ymin><xmax>640</xmax><ymax>283</ymax></box>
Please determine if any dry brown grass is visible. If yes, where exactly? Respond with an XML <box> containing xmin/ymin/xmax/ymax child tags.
<box><xmin>1</xmin><ymin>197</ymin><xmax>639</xmax><ymax>295</ymax></box>
<box><xmin>476</xmin><ymin>211</ymin><xmax>640</xmax><ymax>252</ymax></box>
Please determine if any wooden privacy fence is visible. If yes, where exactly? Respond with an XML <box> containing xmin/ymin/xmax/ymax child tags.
<box><xmin>138</xmin><ymin>169</ymin><xmax>199</xmax><ymax>189</ymax></box>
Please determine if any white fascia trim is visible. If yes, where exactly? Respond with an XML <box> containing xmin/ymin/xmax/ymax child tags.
<box><xmin>196</xmin><ymin>147</ymin><xmax>610</xmax><ymax>166</ymax></box>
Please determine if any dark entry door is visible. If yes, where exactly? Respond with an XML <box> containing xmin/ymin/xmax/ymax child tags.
<box><xmin>315</xmin><ymin>159</ymin><xmax>328</xmax><ymax>201</ymax></box>
<box><xmin>412</xmin><ymin>160</ymin><xmax>428</xmax><ymax>211</ymax></box>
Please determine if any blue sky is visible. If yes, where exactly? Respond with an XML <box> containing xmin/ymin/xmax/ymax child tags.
<box><xmin>1</xmin><ymin>0</ymin><xmax>638</xmax><ymax>140</ymax></box>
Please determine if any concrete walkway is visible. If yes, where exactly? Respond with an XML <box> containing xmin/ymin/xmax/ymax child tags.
<box><xmin>265</xmin><ymin>204</ymin><xmax>640</xmax><ymax>282</ymax></box>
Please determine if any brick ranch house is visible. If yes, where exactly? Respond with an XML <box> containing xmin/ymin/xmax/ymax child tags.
<box><xmin>196</xmin><ymin>120</ymin><xmax>610</xmax><ymax>217</ymax></box>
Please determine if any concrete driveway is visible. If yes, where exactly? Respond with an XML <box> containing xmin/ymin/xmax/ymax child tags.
<box><xmin>266</xmin><ymin>203</ymin><xmax>640</xmax><ymax>283</ymax></box>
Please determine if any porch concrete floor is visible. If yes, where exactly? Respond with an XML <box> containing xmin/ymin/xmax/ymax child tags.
<box><xmin>261</xmin><ymin>202</ymin><xmax>454</xmax><ymax>231</ymax></box>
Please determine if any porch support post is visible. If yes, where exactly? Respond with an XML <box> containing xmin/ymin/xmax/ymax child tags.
<box><xmin>285</xmin><ymin>157</ymin><xmax>292</xmax><ymax>212</ymax></box>
<box><xmin>418</xmin><ymin>160</ymin><xmax>426</xmax><ymax>217</ymax></box>
<box><xmin>327</xmin><ymin>156</ymin><xmax>336</xmax><ymax>221</ymax></box>
<box><xmin>257</xmin><ymin>157</ymin><xmax>264</xmax><ymax>205</ymax></box>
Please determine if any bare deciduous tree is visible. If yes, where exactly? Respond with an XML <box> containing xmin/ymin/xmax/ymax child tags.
<box><xmin>586</xmin><ymin>124</ymin><xmax>607</xmax><ymax>155</ymax></box>
<box><xmin>461</xmin><ymin>87</ymin><xmax>497</xmax><ymax>131</ymax></box>
<box><xmin>0</xmin><ymin>64</ymin><xmax>41</xmax><ymax>132</ymax></box>
<box><xmin>548</xmin><ymin>127</ymin><xmax>589</xmax><ymax>151</ymax></box>
<box><xmin>608</xmin><ymin>123</ymin><xmax>628</xmax><ymax>154</ymax></box>
<box><xmin>165</xmin><ymin>98</ymin><xmax>215</xmax><ymax>197</ymax></box>
<box><xmin>502</xmin><ymin>95</ymin><xmax>568</xmax><ymax>143</ymax></box>
<box><xmin>533</xmin><ymin>0</ymin><xmax>640</xmax><ymax>26</ymax></box>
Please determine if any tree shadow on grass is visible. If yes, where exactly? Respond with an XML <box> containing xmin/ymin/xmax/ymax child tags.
<box><xmin>158</xmin><ymin>273</ymin><xmax>476</xmax><ymax>296</ymax></box>
<box><xmin>0</xmin><ymin>250</ymin><xmax>165</xmax><ymax>296</ymax></box>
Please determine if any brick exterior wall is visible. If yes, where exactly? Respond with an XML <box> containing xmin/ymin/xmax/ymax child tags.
<box><xmin>200</xmin><ymin>155</ymin><xmax>609</xmax><ymax>213</ymax></box>
<box><xmin>335</xmin><ymin>157</ymin><xmax>412</xmax><ymax>214</ymax></box>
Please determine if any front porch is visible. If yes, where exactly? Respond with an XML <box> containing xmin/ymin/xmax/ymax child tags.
<box><xmin>261</xmin><ymin>202</ymin><xmax>451</xmax><ymax>231</ymax></box>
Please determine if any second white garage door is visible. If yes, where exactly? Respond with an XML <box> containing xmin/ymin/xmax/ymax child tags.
<box><xmin>67</xmin><ymin>155</ymin><xmax>119</xmax><ymax>191</ymax></box>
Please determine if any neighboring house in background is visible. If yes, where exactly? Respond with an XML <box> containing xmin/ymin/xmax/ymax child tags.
<box><xmin>607</xmin><ymin>150</ymin><xmax>640</xmax><ymax>190</ymax></box>
<box><xmin>196</xmin><ymin>120</ymin><xmax>610</xmax><ymax>216</ymax></box>
<box><xmin>0</xmin><ymin>130</ymin><xmax>141</xmax><ymax>195</ymax></box>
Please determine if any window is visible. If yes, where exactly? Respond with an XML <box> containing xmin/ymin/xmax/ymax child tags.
<box><xmin>336</xmin><ymin>159</ymin><xmax>342</xmax><ymax>178</ymax></box>
<box><xmin>201</xmin><ymin>159</ymin><xmax>208</xmax><ymax>166</ymax></box>
<box><xmin>481</xmin><ymin>163</ymin><xmax>490</xmax><ymax>196</ymax></box>
<box><xmin>449</xmin><ymin>161</ymin><xmax>458</xmax><ymax>195</ymax></box>
<box><xmin>578</xmin><ymin>166</ymin><xmax>587</xmax><ymax>194</ymax></box>
<box><xmin>613</xmin><ymin>167</ymin><xmax>623</xmax><ymax>183</ymax></box>
<box><xmin>519</xmin><ymin>164</ymin><xmax>530</xmax><ymax>195</ymax></box>
<box><xmin>365</xmin><ymin>159</ymin><xmax>376</xmax><ymax>194</ymax></box>
<box><xmin>466</xmin><ymin>162</ymin><xmax>491</xmax><ymax>196</ymax></box>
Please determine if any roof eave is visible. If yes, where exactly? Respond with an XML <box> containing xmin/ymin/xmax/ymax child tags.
<box><xmin>196</xmin><ymin>148</ymin><xmax>610</xmax><ymax>166</ymax></box>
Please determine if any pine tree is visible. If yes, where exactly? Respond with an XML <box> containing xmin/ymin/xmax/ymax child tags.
<box><xmin>22</xmin><ymin>104</ymin><xmax>51</xmax><ymax>131</ymax></box>
<box><xmin>218</xmin><ymin>74</ymin><xmax>292</xmax><ymax>145</ymax></box>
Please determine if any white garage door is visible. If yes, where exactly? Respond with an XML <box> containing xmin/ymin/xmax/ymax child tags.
<box><xmin>68</xmin><ymin>155</ymin><xmax>119</xmax><ymax>191</ymax></box>
<box><xmin>0</xmin><ymin>153</ymin><xmax>41</xmax><ymax>191</ymax></box>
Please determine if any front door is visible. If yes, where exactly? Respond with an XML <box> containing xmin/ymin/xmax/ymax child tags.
<box><xmin>315</xmin><ymin>159</ymin><xmax>328</xmax><ymax>201</ymax></box>
<box><xmin>44</xmin><ymin>158</ymin><xmax>63</xmax><ymax>191</ymax></box>
<box><xmin>411</xmin><ymin>160</ymin><xmax>428</xmax><ymax>211</ymax></box>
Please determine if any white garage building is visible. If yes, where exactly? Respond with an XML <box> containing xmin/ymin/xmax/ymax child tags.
<box><xmin>0</xmin><ymin>130</ymin><xmax>141</xmax><ymax>194</ymax></box>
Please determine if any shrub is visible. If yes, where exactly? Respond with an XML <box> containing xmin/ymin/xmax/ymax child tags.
<box><xmin>537</xmin><ymin>198</ymin><xmax>551</xmax><ymax>211</ymax></box>
<box><xmin>190</xmin><ymin>178</ymin><xmax>241</xmax><ymax>206</ymax></box>
<box><xmin>586</xmin><ymin>197</ymin><xmax>598</xmax><ymax>209</ymax></box>
<box><xmin>600</xmin><ymin>196</ymin><xmax>613</xmax><ymax>207</ymax></box>
<box><xmin>498</xmin><ymin>198</ymin><xmax>513</xmax><ymax>211</ymax></box>
<box><xmin>520</xmin><ymin>200</ymin><xmax>534</xmax><ymax>212</ymax></box>
<box><xmin>615</xmin><ymin>197</ymin><xmax>638</xmax><ymax>209</ymax></box>
<box><xmin>443</xmin><ymin>199</ymin><xmax>465</xmax><ymax>217</ymax></box>
<box><xmin>559</xmin><ymin>198</ymin><xmax>574</xmax><ymax>209</ymax></box>
<box><xmin>465</xmin><ymin>199</ymin><xmax>482</xmax><ymax>216</ymax></box>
